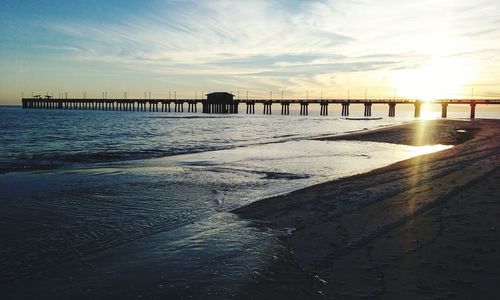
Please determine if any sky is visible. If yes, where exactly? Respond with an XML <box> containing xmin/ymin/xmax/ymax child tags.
<box><xmin>1</xmin><ymin>0</ymin><xmax>500</xmax><ymax>103</ymax></box>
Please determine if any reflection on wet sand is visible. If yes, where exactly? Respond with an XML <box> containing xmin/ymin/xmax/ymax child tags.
<box><xmin>235</xmin><ymin>119</ymin><xmax>500</xmax><ymax>299</ymax></box>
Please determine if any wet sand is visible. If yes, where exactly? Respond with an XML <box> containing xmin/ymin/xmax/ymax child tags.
<box><xmin>234</xmin><ymin>119</ymin><xmax>500</xmax><ymax>299</ymax></box>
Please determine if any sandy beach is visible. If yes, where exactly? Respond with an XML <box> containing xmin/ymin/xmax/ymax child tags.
<box><xmin>235</xmin><ymin>119</ymin><xmax>500</xmax><ymax>299</ymax></box>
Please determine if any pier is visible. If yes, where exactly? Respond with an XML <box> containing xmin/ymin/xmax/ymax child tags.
<box><xmin>21</xmin><ymin>96</ymin><xmax>500</xmax><ymax>119</ymax></box>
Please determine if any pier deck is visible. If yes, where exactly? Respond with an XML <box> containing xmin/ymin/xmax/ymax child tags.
<box><xmin>21</xmin><ymin>97</ymin><xmax>500</xmax><ymax>118</ymax></box>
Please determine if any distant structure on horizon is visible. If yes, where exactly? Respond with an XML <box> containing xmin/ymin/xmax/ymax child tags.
<box><xmin>203</xmin><ymin>92</ymin><xmax>238</xmax><ymax>114</ymax></box>
<box><xmin>21</xmin><ymin>91</ymin><xmax>500</xmax><ymax>119</ymax></box>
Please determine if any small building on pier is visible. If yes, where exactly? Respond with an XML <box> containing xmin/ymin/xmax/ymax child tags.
<box><xmin>203</xmin><ymin>92</ymin><xmax>238</xmax><ymax>114</ymax></box>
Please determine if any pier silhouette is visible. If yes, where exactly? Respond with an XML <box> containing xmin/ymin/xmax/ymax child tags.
<box><xmin>21</xmin><ymin>94</ymin><xmax>500</xmax><ymax>119</ymax></box>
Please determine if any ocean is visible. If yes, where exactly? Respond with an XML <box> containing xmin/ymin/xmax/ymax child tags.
<box><xmin>0</xmin><ymin>104</ymin><xmax>491</xmax><ymax>298</ymax></box>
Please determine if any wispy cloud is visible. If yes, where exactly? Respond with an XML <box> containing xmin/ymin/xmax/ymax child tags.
<box><xmin>3</xmin><ymin>0</ymin><xmax>500</xmax><ymax>99</ymax></box>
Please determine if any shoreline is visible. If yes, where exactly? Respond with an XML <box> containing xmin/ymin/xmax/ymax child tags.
<box><xmin>0</xmin><ymin>113</ymin><xmax>408</xmax><ymax>175</ymax></box>
<box><xmin>314</xmin><ymin>118</ymin><xmax>476</xmax><ymax>145</ymax></box>
<box><xmin>234</xmin><ymin>119</ymin><xmax>500</xmax><ymax>299</ymax></box>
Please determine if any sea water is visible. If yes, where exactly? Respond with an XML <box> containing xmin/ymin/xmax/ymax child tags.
<box><xmin>0</xmin><ymin>104</ymin><xmax>475</xmax><ymax>298</ymax></box>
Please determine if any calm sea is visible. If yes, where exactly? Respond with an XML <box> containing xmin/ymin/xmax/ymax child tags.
<box><xmin>0</xmin><ymin>104</ymin><xmax>493</xmax><ymax>298</ymax></box>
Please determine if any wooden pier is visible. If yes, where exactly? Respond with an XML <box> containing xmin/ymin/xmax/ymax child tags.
<box><xmin>21</xmin><ymin>96</ymin><xmax>500</xmax><ymax>119</ymax></box>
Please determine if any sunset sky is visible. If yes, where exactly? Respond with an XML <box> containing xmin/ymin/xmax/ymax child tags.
<box><xmin>1</xmin><ymin>0</ymin><xmax>500</xmax><ymax>103</ymax></box>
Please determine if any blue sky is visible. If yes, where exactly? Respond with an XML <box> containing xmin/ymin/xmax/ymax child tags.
<box><xmin>1</xmin><ymin>0</ymin><xmax>500</xmax><ymax>103</ymax></box>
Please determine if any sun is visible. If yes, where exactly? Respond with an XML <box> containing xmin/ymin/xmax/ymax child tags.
<box><xmin>391</xmin><ymin>57</ymin><xmax>475</xmax><ymax>102</ymax></box>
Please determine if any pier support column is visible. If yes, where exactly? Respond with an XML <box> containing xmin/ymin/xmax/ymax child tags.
<box><xmin>470</xmin><ymin>101</ymin><xmax>476</xmax><ymax>119</ymax></box>
<box><xmin>388</xmin><ymin>103</ymin><xmax>396</xmax><ymax>117</ymax></box>
<box><xmin>341</xmin><ymin>103</ymin><xmax>350</xmax><ymax>116</ymax></box>
<box><xmin>246</xmin><ymin>102</ymin><xmax>255</xmax><ymax>114</ymax></box>
<box><xmin>231</xmin><ymin>103</ymin><xmax>238</xmax><ymax>114</ymax></box>
<box><xmin>414</xmin><ymin>101</ymin><xmax>422</xmax><ymax>118</ymax></box>
<box><xmin>320</xmin><ymin>102</ymin><xmax>328</xmax><ymax>116</ymax></box>
<box><xmin>300</xmin><ymin>102</ymin><xmax>309</xmax><ymax>115</ymax></box>
<box><xmin>364</xmin><ymin>102</ymin><xmax>372</xmax><ymax>117</ymax></box>
<box><xmin>174</xmin><ymin>102</ymin><xmax>184</xmax><ymax>112</ymax></box>
<box><xmin>263</xmin><ymin>101</ymin><xmax>272</xmax><ymax>114</ymax></box>
<box><xmin>281</xmin><ymin>103</ymin><xmax>290</xmax><ymax>115</ymax></box>
<box><xmin>441</xmin><ymin>103</ymin><xmax>448</xmax><ymax>118</ymax></box>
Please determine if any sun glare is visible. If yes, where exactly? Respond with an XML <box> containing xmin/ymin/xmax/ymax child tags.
<box><xmin>391</xmin><ymin>57</ymin><xmax>475</xmax><ymax>102</ymax></box>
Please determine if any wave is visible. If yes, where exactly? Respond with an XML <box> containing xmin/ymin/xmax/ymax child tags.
<box><xmin>0</xmin><ymin>146</ymin><xmax>235</xmax><ymax>174</ymax></box>
<box><xmin>198</xmin><ymin>165</ymin><xmax>311</xmax><ymax>180</ymax></box>
<box><xmin>147</xmin><ymin>115</ymin><xmax>231</xmax><ymax>119</ymax></box>
<box><xmin>0</xmin><ymin>131</ymin><xmax>328</xmax><ymax>174</ymax></box>
<box><xmin>0</xmin><ymin>125</ymin><xmax>387</xmax><ymax>174</ymax></box>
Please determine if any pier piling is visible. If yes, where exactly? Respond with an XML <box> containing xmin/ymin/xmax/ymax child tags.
<box><xmin>281</xmin><ymin>102</ymin><xmax>290</xmax><ymax>115</ymax></box>
<box><xmin>470</xmin><ymin>101</ymin><xmax>476</xmax><ymax>119</ymax></box>
<box><xmin>388</xmin><ymin>103</ymin><xmax>396</xmax><ymax>117</ymax></box>
<box><xmin>245</xmin><ymin>101</ymin><xmax>255</xmax><ymax>114</ymax></box>
<box><xmin>320</xmin><ymin>101</ymin><xmax>328</xmax><ymax>116</ymax></box>
<box><xmin>300</xmin><ymin>102</ymin><xmax>309</xmax><ymax>115</ymax></box>
<box><xmin>363</xmin><ymin>102</ymin><xmax>372</xmax><ymax>117</ymax></box>
<box><xmin>441</xmin><ymin>103</ymin><xmax>448</xmax><ymax>118</ymax></box>
<box><xmin>263</xmin><ymin>101</ymin><xmax>272</xmax><ymax>114</ymax></box>
<box><xmin>341</xmin><ymin>102</ymin><xmax>350</xmax><ymax>116</ymax></box>
<box><xmin>414</xmin><ymin>101</ymin><xmax>422</xmax><ymax>118</ymax></box>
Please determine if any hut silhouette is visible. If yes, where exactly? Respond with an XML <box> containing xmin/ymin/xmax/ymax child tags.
<box><xmin>203</xmin><ymin>92</ymin><xmax>238</xmax><ymax>114</ymax></box>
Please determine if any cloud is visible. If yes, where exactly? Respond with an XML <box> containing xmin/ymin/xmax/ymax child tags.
<box><xmin>9</xmin><ymin>0</ymin><xmax>500</xmax><ymax>97</ymax></box>
<box><xmin>44</xmin><ymin>1</ymin><xmax>353</xmax><ymax>64</ymax></box>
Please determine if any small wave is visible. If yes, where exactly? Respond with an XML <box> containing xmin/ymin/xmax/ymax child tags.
<box><xmin>261</xmin><ymin>172</ymin><xmax>310</xmax><ymax>180</ymax></box>
<box><xmin>204</xmin><ymin>166</ymin><xmax>310</xmax><ymax>180</ymax></box>
<box><xmin>147</xmin><ymin>116</ymin><xmax>232</xmax><ymax>119</ymax></box>
<box><xmin>272</xmin><ymin>134</ymin><xmax>295</xmax><ymax>139</ymax></box>
<box><xmin>179</xmin><ymin>159</ymin><xmax>220</xmax><ymax>166</ymax></box>
<box><xmin>1</xmin><ymin>146</ymin><xmax>235</xmax><ymax>174</ymax></box>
